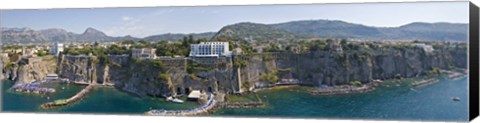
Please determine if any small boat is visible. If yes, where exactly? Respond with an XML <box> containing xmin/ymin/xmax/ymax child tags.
<box><xmin>172</xmin><ymin>98</ymin><xmax>184</xmax><ymax>104</ymax></box>
<box><xmin>452</xmin><ymin>97</ymin><xmax>460</xmax><ymax>101</ymax></box>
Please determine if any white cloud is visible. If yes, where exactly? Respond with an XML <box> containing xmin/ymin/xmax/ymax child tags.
<box><xmin>106</xmin><ymin>15</ymin><xmax>160</xmax><ymax>37</ymax></box>
<box><xmin>121</xmin><ymin>16</ymin><xmax>132</xmax><ymax>21</ymax></box>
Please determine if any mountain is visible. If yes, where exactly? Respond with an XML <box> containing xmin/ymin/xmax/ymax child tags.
<box><xmin>271</xmin><ymin>20</ymin><xmax>468</xmax><ymax>41</ymax></box>
<box><xmin>79</xmin><ymin>27</ymin><xmax>110</xmax><ymax>41</ymax></box>
<box><xmin>271</xmin><ymin>20</ymin><xmax>383</xmax><ymax>39</ymax></box>
<box><xmin>210</xmin><ymin>22</ymin><xmax>296</xmax><ymax>42</ymax></box>
<box><xmin>143</xmin><ymin>32</ymin><xmax>216</xmax><ymax>42</ymax></box>
<box><xmin>1</xmin><ymin>27</ymin><xmax>136</xmax><ymax>44</ymax></box>
<box><xmin>1</xmin><ymin>20</ymin><xmax>468</xmax><ymax>44</ymax></box>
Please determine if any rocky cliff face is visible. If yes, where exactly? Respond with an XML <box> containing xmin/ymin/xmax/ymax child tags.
<box><xmin>55</xmin><ymin>55</ymin><xmax>241</xmax><ymax>97</ymax></box>
<box><xmin>58</xmin><ymin>55</ymin><xmax>97</xmax><ymax>83</ymax></box>
<box><xmin>237</xmin><ymin>46</ymin><xmax>467</xmax><ymax>87</ymax></box>
<box><xmin>51</xmin><ymin>44</ymin><xmax>467</xmax><ymax>96</ymax></box>
<box><xmin>15</xmin><ymin>56</ymin><xmax>57</xmax><ymax>85</ymax></box>
<box><xmin>0</xmin><ymin>54</ymin><xmax>9</xmax><ymax>80</ymax></box>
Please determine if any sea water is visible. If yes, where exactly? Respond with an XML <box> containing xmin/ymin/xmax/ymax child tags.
<box><xmin>1</xmin><ymin>76</ymin><xmax>469</xmax><ymax>121</ymax></box>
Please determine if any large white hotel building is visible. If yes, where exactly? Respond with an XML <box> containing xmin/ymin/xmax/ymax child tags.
<box><xmin>50</xmin><ymin>42</ymin><xmax>64</xmax><ymax>56</ymax></box>
<box><xmin>189</xmin><ymin>42</ymin><xmax>231</xmax><ymax>57</ymax></box>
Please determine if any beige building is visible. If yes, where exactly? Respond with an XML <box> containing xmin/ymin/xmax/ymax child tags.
<box><xmin>132</xmin><ymin>48</ymin><xmax>157</xmax><ymax>59</ymax></box>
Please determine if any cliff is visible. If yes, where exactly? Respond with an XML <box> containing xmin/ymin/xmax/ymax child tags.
<box><xmin>43</xmin><ymin>43</ymin><xmax>467</xmax><ymax>97</ymax></box>
<box><xmin>236</xmin><ymin>45</ymin><xmax>467</xmax><ymax>88</ymax></box>
<box><xmin>58</xmin><ymin>55</ymin><xmax>97</xmax><ymax>84</ymax></box>
<box><xmin>15</xmin><ymin>56</ymin><xmax>57</xmax><ymax>85</ymax></box>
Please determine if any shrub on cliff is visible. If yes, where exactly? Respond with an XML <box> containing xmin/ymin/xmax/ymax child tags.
<box><xmin>261</xmin><ymin>72</ymin><xmax>279</xmax><ymax>84</ymax></box>
<box><xmin>157</xmin><ymin>73</ymin><xmax>170</xmax><ymax>81</ymax></box>
<box><xmin>5</xmin><ymin>62</ymin><xmax>15</xmax><ymax>71</ymax></box>
<box><xmin>350</xmin><ymin>81</ymin><xmax>362</xmax><ymax>87</ymax></box>
<box><xmin>428</xmin><ymin>67</ymin><xmax>441</xmax><ymax>75</ymax></box>
<box><xmin>234</xmin><ymin>59</ymin><xmax>248</xmax><ymax>68</ymax></box>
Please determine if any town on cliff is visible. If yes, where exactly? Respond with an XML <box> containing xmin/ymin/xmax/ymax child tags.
<box><xmin>0</xmin><ymin>34</ymin><xmax>469</xmax><ymax>115</ymax></box>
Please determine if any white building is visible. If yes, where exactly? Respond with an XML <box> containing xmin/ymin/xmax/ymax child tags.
<box><xmin>414</xmin><ymin>43</ymin><xmax>434</xmax><ymax>52</ymax></box>
<box><xmin>132</xmin><ymin>48</ymin><xmax>157</xmax><ymax>59</ymax></box>
<box><xmin>189</xmin><ymin>42</ymin><xmax>231</xmax><ymax>57</ymax></box>
<box><xmin>50</xmin><ymin>42</ymin><xmax>64</xmax><ymax>56</ymax></box>
<box><xmin>45</xmin><ymin>74</ymin><xmax>59</xmax><ymax>80</ymax></box>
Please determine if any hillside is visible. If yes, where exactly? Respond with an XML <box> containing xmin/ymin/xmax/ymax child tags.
<box><xmin>1</xmin><ymin>27</ymin><xmax>137</xmax><ymax>44</ymax></box>
<box><xmin>1</xmin><ymin>20</ymin><xmax>468</xmax><ymax>44</ymax></box>
<box><xmin>210</xmin><ymin>22</ymin><xmax>296</xmax><ymax>42</ymax></box>
<box><xmin>271</xmin><ymin>20</ymin><xmax>468</xmax><ymax>41</ymax></box>
<box><xmin>143</xmin><ymin>32</ymin><xmax>216</xmax><ymax>42</ymax></box>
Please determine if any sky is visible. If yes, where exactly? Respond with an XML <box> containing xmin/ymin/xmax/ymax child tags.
<box><xmin>0</xmin><ymin>1</ymin><xmax>469</xmax><ymax>38</ymax></box>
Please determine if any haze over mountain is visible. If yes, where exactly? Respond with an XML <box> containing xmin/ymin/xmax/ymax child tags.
<box><xmin>143</xmin><ymin>32</ymin><xmax>217</xmax><ymax>42</ymax></box>
<box><xmin>212</xmin><ymin>20</ymin><xmax>468</xmax><ymax>42</ymax></box>
<box><xmin>1</xmin><ymin>19</ymin><xmax>468</xmax><ymax>44</ymax></box>
<box><xmin>1</xmin><ymin>27</ymin><xmax>141</xmax><ymax>44</ymax></box>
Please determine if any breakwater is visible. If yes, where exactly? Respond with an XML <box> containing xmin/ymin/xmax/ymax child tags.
<box><xmin>146</xmin><ymin>93</ymin><xmax>216</xmax><ymax>116</ymax></box>
<box><xmin>216</xmin><ymin>102</ymin><xmax>265</xmax><ymax>108</ymax></box>
<box><xmin>41</xmin><ymin>84</ymin><xmax>94</xmax><ymax>109</ymax></box>
<box><xmin>309</xmin><ymin>85</ymin><xmax>374</xmax><ymax>95</ymax></box>
<box><xmin>411</xmin><ymin>79</ymin><xmax>439</xmax><ymax>88</ymax></box>
<box><xmin>309</xmin><ymin>80</ymin><xmax>382</xmax><ymax>95</ymax></box>
<box><xmin>448</xmin><ymin>73</ymin><xmax>465</xmax><ymax>80</ymax></box>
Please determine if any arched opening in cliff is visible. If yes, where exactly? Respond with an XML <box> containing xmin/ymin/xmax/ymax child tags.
<box><xmin>184</xmin><ymin>88</ymin><xmax>190</xmax><ymax>94</ymax></box>
<box><xmin>176</xmin><ymin>87</ymin><xmax>182</xmax><ymax>95</ymax></box>
<box><xmin>208</xmin><ymin>87</ymin><xmax>213</xmax><ymax>93</ymax></box>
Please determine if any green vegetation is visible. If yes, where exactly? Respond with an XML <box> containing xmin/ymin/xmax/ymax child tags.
<box><xmin>262</xmin><ymin>54</ymin><xmax>275</xmax><ymax>61</ymax></box>
<box><xmin>261</xmin><ymin>71</ymin><xmax>279</xmax><ymax>84</ymax></box>
<box><xmin>5</xmin><ymin>62</ymin><xmax>15</xmax><ymax>71</ymax></box>
<box><xmin>63</xmin><ymin>44</ymin><xmax>129</xmax><ymax>56</ymax></box>
<box><xmin>144</xmin><ymin>36</ymin><xmax>209</xmax><ymax>57</ymax></box>
<box><xmin>241</xmin><ymin>82</ymin><xmax>250</xmax><ymax>90</ymax></box>
<box><xmin>211</xmin><ymin>22</ymin><xmax>296</xmax><ymax>42</ymax></box>
<box><xmin>234</xmin><ymin>59</ymin><xmax>248</xmax><ymax>68</ymax></box>
<box><xmin>186</xmin><ymin>60</ymin><xmax>213</xmax><ymax>74</ymax></box>
<box><xmin>226</xmin><ymin>94</ymin><xmax>260</xmax><ymax>103</ymax></box>
<box><xmin>395</xmin><ymin>74</ymin><xmax>402</xmax><ymax>79</ymax></box>
<box><xmin>264</xmin><ymin>43</ymin><xmax>282</xmax><ymax>52</ymax></box>
<box><xmin>350</xmin><ymin>81</ymin><xmax>362</xmax><ymax>87</ymax></box>
<box><xmin>53</xmin><ymin>99</ymin><xmax>68</xmax><ymax>105</ymax></box>
<box><xmin>278</xmin><ymin>68</ymin><xmax>291</xmax><ymax>72</ymax></box>
<box><xmin>35</xmin><ymin>50</ymin><xmax>50</xmax><ymax>57</ymax></box>
<box><xmin>150</xmin><ymin>59</ymin><xmax>166</xmax><ymax>69</ymax></box>
<box><xmin>307</xmin><ymin>40</ymin><xmax>328</xmax><ymax>52</ymax></box>
<box><xmin>216</xmin><ymin>61</ymin><xmax>228</xmax><ymax>68</ymax></box>
<box><xmin>428</xmin><ymin>67</ymin><xmax>441</xmax><ymax>75</ymax></box>
<box><xmin>157</xmin><ymin>73</ymin><xmax>170</xmax><ymax>81</ymax></box>
<box><xmin>337</xmin><ymin>54</ymin><xmax>348</xmax><ymax>68</ymax></box>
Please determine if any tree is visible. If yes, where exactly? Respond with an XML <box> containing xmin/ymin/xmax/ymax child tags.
<box><xmin>188</xmin><ymin>35</ymin><xmax>194</xmax><ymax>44</ymax></box>
<box><xmin>350</xmin><ymin>81</ymin><xmax>362</xmax><ymax>87</ymax></box>
<box><xmin>139</xmin><ymin>40</ymin><xmax>148</xmax><ymax>45</ymax></box>
<box><xmin>122</xmin><ymin>40</ymin><xmax>135</xmax><ymax>44</ymax></box>
<box><xmin>157</xmin><ymin>73</ymin><xmax>170</xmax><ymax>81</ymax></box>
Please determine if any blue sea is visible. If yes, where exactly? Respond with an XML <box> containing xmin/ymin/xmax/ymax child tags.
<box><xmin>1</xmin><ymin>76</ymin><xmax>469</xmax><ymax>121</ymax></box>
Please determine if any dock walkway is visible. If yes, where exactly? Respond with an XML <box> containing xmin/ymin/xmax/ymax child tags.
<box><xmin>41</xmin><ymin>84</ymin><xmax>94</xmax><ymax>109</ymax></box>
